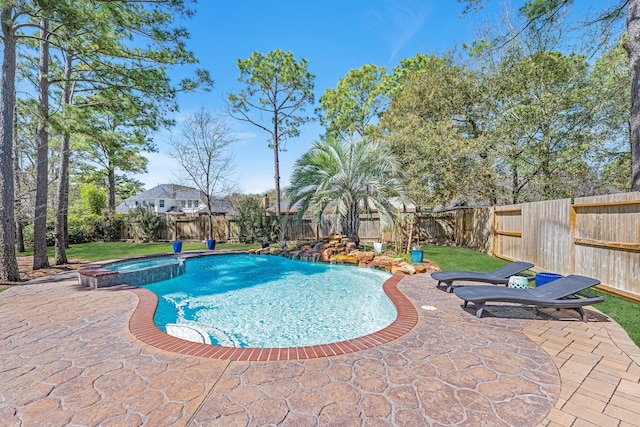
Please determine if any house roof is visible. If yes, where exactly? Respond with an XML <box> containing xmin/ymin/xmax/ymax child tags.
<box><xmin>118</xmin><ymin>184</ymin><xmax>235</xmax><ymax>214</ymax></box>
<box><xmin>127</xmin><ymin>184</ymin><xmax>205</xmax><ymax>201</ymax></box>
<box><xmin>199</xmin><ymin>199</ymin><xmax>235</xmax><ymax>215</ymax></box>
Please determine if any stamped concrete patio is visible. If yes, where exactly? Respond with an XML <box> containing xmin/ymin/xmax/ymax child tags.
<box><xmin>1</xmin><ymin>270</ymin><xmax>639</xmax><ymax>426</ymax></box>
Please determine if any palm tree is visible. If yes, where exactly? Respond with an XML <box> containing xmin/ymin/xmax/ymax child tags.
<box><xmin>287</xmin><ymin>136</ymin><xmax>407</xmax><ymax>245</ymax></box>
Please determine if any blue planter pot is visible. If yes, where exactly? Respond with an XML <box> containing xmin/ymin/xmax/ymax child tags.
<box><xmin>207</xmin><ymin>239</ymin><xmax>216</xmax><ymax>250</ymax></box>
<box><xmin>172</xmin><ymin>241</ymin><xmax>182</xmax><ymax>253</ymax></box>
<box><xmin>411</xmin><ymin>249</ymin><xmax>424</xmax><ymax>263</ymax></box>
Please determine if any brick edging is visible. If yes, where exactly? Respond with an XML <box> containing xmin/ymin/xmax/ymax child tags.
<box><xmin>127</xmin><ymin>274</ymin><xmax>418</xmax><ymax>361</ymax></box>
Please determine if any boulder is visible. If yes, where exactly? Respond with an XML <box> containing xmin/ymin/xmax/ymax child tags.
<box><xmin>353</xmin><ymin>251</ymin><xmax>375</xmax><ymax>263</ymax></box>
<box><xmin>321</xmin><ymin>248</ymin><xmax>335</xmax><ymax>262</ymax></box>
<box><xmin>391</xmin><ymin>263</ymin><xmax>416</xmax><ymax>275</ymax></box>
<box><xmin>413</xmin><ymin>261</ymin><xmax>440</xmax><ymax>274</ymax></box>
<box><xmin>330</xmin><ymin>254</ymin><xmax>358</xmax><ymax>264</ymax></box>
<box><xmin>368</xmin><ymin>256</ymin><xmax>403</xmax><ymax>270</ymax></box>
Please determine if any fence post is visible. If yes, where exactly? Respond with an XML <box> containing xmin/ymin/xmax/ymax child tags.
<box><xmin>569</xmin><ymin>202</ymin><xmax>577</xmax><ymax>273</ymax></box>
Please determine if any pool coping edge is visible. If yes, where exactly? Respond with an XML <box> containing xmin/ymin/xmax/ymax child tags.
<box><xmin>126</xmin><ymin>272</ymin><xmax>418</xmax><ymax>361</ymax></box>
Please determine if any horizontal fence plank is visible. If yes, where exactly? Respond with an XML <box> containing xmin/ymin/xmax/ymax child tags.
<box><xmin>495</xmin><ymin>230</ymin><xmax>522</xmax><ymax>238</ymax></box>
<box><xmin>574</xmin><ymin>238</ymin><xmax>640</xmax><ymax>253</ymax></box>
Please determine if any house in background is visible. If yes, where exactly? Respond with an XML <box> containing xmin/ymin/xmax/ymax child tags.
<box><xmin>116</xmin><ymin>184</ymin><xmax>235</xmax><ymax>217</ymax></box>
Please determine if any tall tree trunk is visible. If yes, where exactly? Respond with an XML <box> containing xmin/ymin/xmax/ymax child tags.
<box><xmin>340</xmin><ymin>202</ymin><xmax>361</xmax><ymax>246</ymax></box>
<box><xmin>627</xmin><ymin>0</ymin><xmax>640</xmax><ymax>191</ymax></box>
<box><xmin>13</xmin><ymin>88</ymin><xmax>24</xmax><ymax>253</ymax></box>
<box><xmin>33</xmin><ymin>17</ymin><xmax>50</xmax><ymax>270</ymax></box>
<box><xmin>107</xmin><ymin>165</ymin><xmax>116</xmax><ymax>211</ymax></box>
<box><xmin>0</xmin><ymin>3</ymin><xmax>20</xmax><ymax>281</ymax></box>
<box><xmin>107</xmin><ymin>121</ymin><xmax>117</xmax><ymax>211</ymax></box>
<box><xmin>273</xmin><ymin>112</ymin><xmax>281</xmax><ymax>217</ymax></box>
<box><xmin>55</xmin><ymin>50</ymin><xmax>73</xmax><ymax>265</ymax></box>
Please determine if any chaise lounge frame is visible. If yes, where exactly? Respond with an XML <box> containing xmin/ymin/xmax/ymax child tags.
<box><xmin>453</xmin><ymin>274</ymin><xmax>604</xmax><ymax>322</ymax></box>
<box><xmin>431</xmin><ymin>261</ymin><xmax>535</xmax><ymax>293</ymax></box>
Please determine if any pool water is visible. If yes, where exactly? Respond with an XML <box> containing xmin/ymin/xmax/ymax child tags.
<box><xmin>104</xmin><ymin>256</ymin><xmax>181</xmax><ymax>273</ymax></box>
<box><xmin>144</xmin><ymin>254</ymin><xmax>396</xmax><ymax>348</ymax></box>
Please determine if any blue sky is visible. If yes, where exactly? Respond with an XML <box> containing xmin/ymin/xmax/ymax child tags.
<box><xmin>136</xmin><ymin>0</ymin><xmax>516</xmax><ymax>194</ymax></box>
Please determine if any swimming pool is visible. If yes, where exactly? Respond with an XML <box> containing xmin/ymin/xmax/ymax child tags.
<box><xmin>143</xmin><ymin>254</ymin><xmax>396</xmax><ymax>348</ymax></box>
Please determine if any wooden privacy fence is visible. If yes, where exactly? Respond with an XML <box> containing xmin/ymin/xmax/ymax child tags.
<box><xmin>123</xmin><ymin>215</ymin><xmax>229</xmax><ymax>242</ymax></box>
<box><xmin>475</xmin><ymin>192</ymin><xmax>640</xmax><ymax>302</ymax></box>
<box><xmin>226</xmin><ymin>212</ymin><xmax>455</xmax><ymax>245</ymax></box>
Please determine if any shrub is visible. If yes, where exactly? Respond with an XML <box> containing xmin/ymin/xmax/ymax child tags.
<box><xmin>22</xmin><ymin>221</ymin><xmax>55</xmax><ymax>247</ymax></box>
<box><xmin>234</xmin><ymin>197</ymin><xmax>281</xmax><ymax>243</ymax></box>
<box><xmin>128</xmin><ymin>206</ymin><xmax>162</xmax><ymax>241</ymax></box>
<box><xmin>98</xmin><ymin>212</ymin><xmax>125</xmax><ymax>241</ymax></box>
<box><xmin>68</xmin><ymin>214</ymin><xmax>102</xmax><ymax>243</ymax></box>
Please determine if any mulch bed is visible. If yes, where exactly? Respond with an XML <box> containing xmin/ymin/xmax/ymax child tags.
<box><xmin>0</xmin><ymin>256</ymin><xmax>90</xmax><ymax>288</ymax></box>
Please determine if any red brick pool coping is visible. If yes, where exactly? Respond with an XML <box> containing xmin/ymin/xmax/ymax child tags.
<box><xmin>127</xmin><ymin>274</ymin><xmax>418</xmax><ymax>361</ymax></box>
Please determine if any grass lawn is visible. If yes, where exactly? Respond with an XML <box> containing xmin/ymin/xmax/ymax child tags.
<box><xmin>15</xmin><ymin>241</ymin><xmax>259</xmax><ymax>262</ymax></box>
<box><xmin>12</xmin><ymin>241</ymin><xmax>640</xmax><ymax>347</ymax></box>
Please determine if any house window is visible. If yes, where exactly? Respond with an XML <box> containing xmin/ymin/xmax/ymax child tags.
<box><xmin>194</xmin><ymin>200</ymin><xmax>199</xmax><ymax>207</ymax></box>
<box><xmin>187</xmin><ymin>200</ymin><xmax>192</xmax><ymax>208</ymax></box>
<box><xmin>159</xmin><ymin>199</ymin><xmax>165</xmax><ymax>208</ymax></box>
<box><xmin>135</xmin><ymin>201</ymin><xmax>139</xmax><ymax>206</ymax></box>
<box><xmin>180</xmin><ymin>200</ymin><xmax>186</xmax><ymax>208</ymax></box>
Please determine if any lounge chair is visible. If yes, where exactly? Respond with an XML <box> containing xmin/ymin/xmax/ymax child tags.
<box><xmin>453</xmin><ymin>274</ymin><xmax>604</xmax><ymax>322</ymax></box>
<box><xmin>431</xmin><ymin>261</ymin><xmax>535</xmax><ymax>293</ymax></box>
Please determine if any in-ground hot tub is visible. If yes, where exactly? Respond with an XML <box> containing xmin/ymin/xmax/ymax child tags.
<box><xmin>78</xmin><ymin>255</ymin><xmax>186</xmax><ymax>288</ymax></box>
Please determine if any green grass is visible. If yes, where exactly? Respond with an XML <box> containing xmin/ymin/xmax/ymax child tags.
<box><xmin>12</xmin><ymin>241</ymin><xmax>640</xmax><ymax>347</ymax></box>
<box><xmin>589</xmin><ymin>289</ymin><xmax>640</xmax><ymax>347</ymax></box>
<box><xmin>16</xmin><ymin>241</ymin><xmax>260</xmax><ymax>262</ymax></box>
<box><xmin>419</xmin><ymin>245</ymin><xmax>510</xmax><ymax>272</ymax></box>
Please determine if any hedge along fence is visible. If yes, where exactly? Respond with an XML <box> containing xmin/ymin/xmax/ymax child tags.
<box><xmin>463</xmin><ymin>192</ymin><xmax>640</xmax><ymax>303</ymax></box>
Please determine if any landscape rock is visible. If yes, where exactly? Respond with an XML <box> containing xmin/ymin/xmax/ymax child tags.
<box><xmin>330</xmin><ymin>254</ymin><xmax>358</xmax><ymax>264</ymax></box>
<box><xmin>248</xmin><ymin>235</ymin><xmax>438</xmax><ymax>274</ymax></box>
<box><xmin>321</xmin><ymin>248</ymin><xmax>335</xmax><ymax>262</ymax></box>
<box><xmin>391</xmin><ymin>263</ymin><xmax>416</xmax><ymax>275</ymax></box>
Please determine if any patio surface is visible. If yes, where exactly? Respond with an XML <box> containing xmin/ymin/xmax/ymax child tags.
<box><xmin>1</xmin><ymin>270</ymin><xmax>639</xmax><ymax>426</ymax></box>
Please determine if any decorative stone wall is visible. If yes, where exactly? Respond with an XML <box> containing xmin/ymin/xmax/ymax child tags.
<box><xmin>248</xmin><ymin>235</ymin><xmax>440</xmax><ymax>275</ymax></box>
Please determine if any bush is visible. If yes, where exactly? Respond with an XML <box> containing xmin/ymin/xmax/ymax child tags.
<box><xmin>68</xmin><ymin>214</ymin><xmax>102</xmax><ymax>243</ymax></box>
<box><xmin>21</xmin><ymin>212</ymin><xmax>126</xmax><ymax>247</ymax></box>
<box><xmin>234</xmin><ymin>197</ymin><xmax>281</xmax><ymax>244</ymax></box>
<box><xmin>22</xmin><ymin>220</ymin><xmax>55</xmax><ymax>247</ymax></box>
<box><xmin>98</xmin><ymin>212</ymin><xmax>125</xmax><ymax>241</ymax></box>
<box><xmin>128</xmin><ymin>206</ymin><xmax>163</xmax><ymax>241</ymax></box>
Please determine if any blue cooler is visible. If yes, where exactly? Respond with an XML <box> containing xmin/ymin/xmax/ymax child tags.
<box><xmin>535</xmin><ymin>272</ymin><xmax>563</xmax><ymax>287</ymax></box>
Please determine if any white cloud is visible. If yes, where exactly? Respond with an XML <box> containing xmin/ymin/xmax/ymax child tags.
<box><xmin>364</xmin><ymin>0</ymin><xmax>432</xmax><ymax>63</ymax></box>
